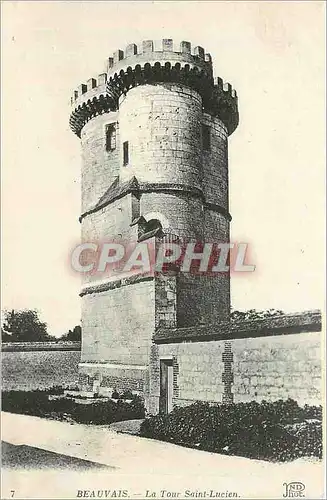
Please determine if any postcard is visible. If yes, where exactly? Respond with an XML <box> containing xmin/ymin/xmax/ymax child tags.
<box><xmin>1</xmin><ymin>1</ymin><xmax>325</xmax><ymax>499</ymax></box>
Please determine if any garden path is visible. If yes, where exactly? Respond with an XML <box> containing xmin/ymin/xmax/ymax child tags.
<box><xmin>1</xmin><ymin>411</ymin><xmax>324</xmax><ymax>499</ymax></box>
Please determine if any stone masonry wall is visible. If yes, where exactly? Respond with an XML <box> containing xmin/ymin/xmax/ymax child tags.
<box><xmin>140</xmin><ymin>192</ymin><xmax>203</xmax><ymax>240</ymax></box>
<box><xmin>118</xmin><ymin>84</ymin><xmax>203</xmax><ymax>189</ymax></box>
<box><xmin>151</xmin><ymin>341</ymin><xmax>225</xmax><ymax>413</ymax></box>
<box><xmin>81</xmin><ymin>280</ymin><xmax>155</xmax><ymax>365</ymax></box>
<box><xmin>2</xmin><ymin>346</ymin><xmax>80</xmax><ymax>391</ymax></box>
<box><xmin>141</xmin><ymin>193</ymin><xmax>230</xmax><ymax>325</ymax></box>
<box><xmin>202</xmin><ymin>113</ymin><xmax>229</xmax><ymax>210</ymax></box>
<box><xmin>204</xmin><ymin>210</ymin><xmax>229</xmax><ymax>241</ymax></box>
<box><xmin>81</xmin><ymin>112</ymin><xmax>120</xmax><ymax>213</ymax></box>
<box><xmin>232</xmin><ymin>331</ymin><xmax>321</xmax><ymax>406</ymax></box>
<box><xmin>176</xmin><ymin>274</ymin><xmax>230</xmax><ymax>326</ymax></box>
<box><xmin>81</xmin><ymin>195</ymin><xmax>138</xmax><ymax>286</ymax></box>
<box><xmin>202</xmin><ymin>210</ymin><xmax>230</xmax><ymax>323</ymax></box>
<box><xmin>152</xmin><ymin>329</ymin><xmax>321</xmax><ymax>413</ymax></box>
<box><xmin>78</xmin><ymin>363</ymin><xmax>147</xmax><ymax>398</ymax></box>
<box><xmin>155</xmin><ymin>273</ymin><xmax>177</xmax><ymax>329</ymax></box>
<box><xmin>82</xmin><ymin>196</ymin><xmax>133</xmax><ymax>243</ymax></box>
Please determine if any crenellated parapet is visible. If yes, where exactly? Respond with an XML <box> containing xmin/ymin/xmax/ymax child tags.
<box><xmin>69</xmin><ymin>73</ymin><xmax>117</xmax><ymax>138</ymax></box>
<box><xmin>209</xmin><ymin>77</ymin><xmax>239</xmax><ymax>135</ymax></box>
<box><xmin>106</xmin><ymin>62</ymin><xmax>213</xmax><ymax>104</ymax></box>
<box><xmin>105</xmin><ymin>39</ymin><xmax>213</xmax><ymax>78</ymax></box>
<box><xmin>69</xmin><ymin>38</ymin><xmax>239</xmax><ymax>137</ymax></box>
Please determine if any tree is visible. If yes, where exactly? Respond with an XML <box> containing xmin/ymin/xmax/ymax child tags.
<box><xmin>2</xmin><ymin>309</ymin><xmax>51</xmax><ymax>342</ymax></box>
<box><xmin>60</xmin><ymin>325</ymin><xmax>81</xmax><ymax>341</ymax></box>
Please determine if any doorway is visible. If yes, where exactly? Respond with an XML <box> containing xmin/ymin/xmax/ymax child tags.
<box><xmin>159</xmin><ymin>359</ymin><xmax>173</xmax><ymax>414</ymax></box>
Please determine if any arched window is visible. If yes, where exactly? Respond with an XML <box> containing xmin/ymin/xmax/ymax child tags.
<box><xmin>138</xmin><ymin>219</ymin><xmax>164</xmax><ymax>242</ymax></box>
<box><xmin>145</xmin><ymin>219</ymin><xmax>163</xmax><ymax>233</ymax></box>
<box><xmin>143</xmin><ymin>211</ymin><xmax>170</xmax><ymax>231</ymax></box>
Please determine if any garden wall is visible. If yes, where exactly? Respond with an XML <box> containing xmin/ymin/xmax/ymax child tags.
<box><xmin>153</xmin><ymin>311</ymin><xmax>322</xmax><ymax>413</ymax></box>
<box><xmin>232</xmin><ymin>331</ymin><xmax>321</xmax><ymax>406</ymax></box>
<box><xmin>1</xmin><ymin>342</ymin><xmax>81</xmax><ymax>391</ymax></box>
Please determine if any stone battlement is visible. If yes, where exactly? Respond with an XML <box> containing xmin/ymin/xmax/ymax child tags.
<box><xmin>108</xmin><ymin>38</ymin><xmax>212</xmax><ymax>63</ymax></box>
<box><xmin>105</xmin><ymin>39</ymin><xmax>212</xmax><ymax>76</ymax></box>
<box><xmin>70</xmin><ymin>39</ymin><xmax>212</xmax><ymax>106</ymax></box>
<box><xmin>70</xmin><ymin>73</ymin><xmax>107</xmax><ymax>107</ymax></box>
<box><xmin>70</xmin><ymin>38</ymin><xmax>238</xmax><ymax>137</ymax></box>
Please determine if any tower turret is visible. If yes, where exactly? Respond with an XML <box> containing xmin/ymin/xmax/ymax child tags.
<box><xmin>69</xmin><ymin>39</ymin><xmax>238</xmax><ymax>411</ymax></box>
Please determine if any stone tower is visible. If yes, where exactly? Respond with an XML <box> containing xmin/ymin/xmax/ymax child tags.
<box><xmin>69</xmin><ymin>39</ymin><xmax>238</xmax><ymax>412</ymax></box>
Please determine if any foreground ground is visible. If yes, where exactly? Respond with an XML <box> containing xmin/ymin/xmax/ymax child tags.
<box><xmin>1</xmin><ymin>412</ymin><xmax>324</xmax><ymax>500</ymax></box>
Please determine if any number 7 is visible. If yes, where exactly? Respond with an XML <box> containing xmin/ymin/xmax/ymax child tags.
<box><xmin>10</xmin><ymin>491</ymin><xmax>15</xmax><ymax>498</ymax></box>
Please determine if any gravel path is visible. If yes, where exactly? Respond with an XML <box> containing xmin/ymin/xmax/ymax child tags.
<box><xmin>1</xmin><ymin>412</ymin><xmax>324</xmax><ymax>500</ymax></box>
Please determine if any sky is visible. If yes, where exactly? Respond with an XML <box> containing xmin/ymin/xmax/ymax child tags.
<box><xmin>1</xmin><ymin>1</ymin><xmax>325</xmax><ymax>336</ymax></box>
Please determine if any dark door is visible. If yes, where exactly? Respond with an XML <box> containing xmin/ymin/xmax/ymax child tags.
<box><xmin>159</xmin><ymin>359</ymin><xmax>173</xmax><ymax>414</ymax></box>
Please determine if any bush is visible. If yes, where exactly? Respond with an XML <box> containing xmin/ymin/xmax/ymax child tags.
<box><xmin>302</xmin><ymin>403</ymin><xmax>322</xmax><ymax>420</ymax></box>
<box><xmin>48</xmin><ymin>385</ymin><xmax>65</xmax><ymax>395</ymax></box>
<box><xmin>121</xmin><ymin>390</ymin><xmax>134</xmax><ymax>400</ymax></box>
<box><xmin>140</xmin><ymin>399</ymin><xmax>322</xmax><ymax>462</ymax></box>
<box><xmin>286</xmin><ymin>420</ymin><xmax>322</xmax><ymax>459</ymax></box>
<box><xmin>2</xmin><ymin>388</ymin><xmax>145</xmax><ymax>425</ymax></box>
<box><xmin>72</xmin><ymin>397</ymin><xmax>145</xmax><ymax>424</ymax></box>
<box><xmin>2</xmin><ymin>389</ymin><xmax>76</xmax><ymax>417</ymax></box>
<box><xmin>2</xmin><ymin>389</ymin><xmax>51</xmax><ymax>416</ymax></box>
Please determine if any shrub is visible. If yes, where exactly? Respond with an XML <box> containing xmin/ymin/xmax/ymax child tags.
<box><xmin>302</xmin><ymin>404</ymin><xmax>322</xmax><ymax>421</ymax></box>
<box><xmin>2</xmin><ymin>388</ymin><xmax>146</xmax><ymax>425</ymax></box>
<box><xmin>72</xmin><ymin>397</ymin><xmax>145</xmax><ymax>424</ymax></box>
<box><xmin>2</xmin><ymin>389</ymin><xmax>51</xmax><ymax>416</ymax></box>
<box><xmin>287</xmin><ymin>420</ymin><xmax>322</xmax><ymax>459</ymax></box>
<box><xmin>121</xmin><ymin>390</ymin><xmax>134</xmax><ymax>400</ymax></box>
<box><xmin>140</xmin><ymin>399</ymin><xmax>322</xmax><ymax>462</ymax></box>
<box><xmin>48</xmin><ymin>385</ymin><xmax>65</xmax><ymax>395</ymax></box>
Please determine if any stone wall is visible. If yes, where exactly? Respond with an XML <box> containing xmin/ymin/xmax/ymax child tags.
<box><xmin>82</xmin><ymin>196</ymin><xmax>133</xmax><ymax>245</ymax></box>
<box><xmin>79</xmin><ymin>277</ymin><xmax>156</xmax><ymax>405</ymax></box>
<box><xmin>202</xmin><ymin>113</ymin><xmax>229</xmax><ymax>210</ymax></box>
<box><xmin>140</xmin><ymin>192</ymin><xmax>204</xmax><ymax>240</ymax></box>
<box><xmin>152</xmin><ymin>312</ymin><xmax>322</xmax><ymax>413</ymax></box>
<box><xmin>2</xmin><ymin>341</ymin><xmax>81</xmax><ymax>352</ymax></box>
<box><xmin>118</xmin><ymin>84</ymin><xmax>203</xmax><ymax>189</ymax></box>
<box><xmin>176</xmin><ymin>274</ymin><xmax>229</xmax><ymax>326</ymax></box>
<box><xmin>232</xmin><ymin>331</ymin><xmax>321</xmax><ymax>406</ymax></box>
<box><xmin>155</xmin><ymin>273</ymin><xmax>177</xmax><ymax>328</ymax></box>
<box><xmin>1</xmin><ymin>343</ymin><xmax>81</xmax><ymax>391</ymax></box>
<box><xmin>157</xmin><ymin>340</ymin><xmax>226</xmax><ymax>409</ymax></box>
<box><xmin>81</xmin><ymin>112</ymin><xmax>120</xmax><ymax>213</ymax></box>
<box><xmin>204</xmin><ymin>209</ymin><xmax>229</xmax><ymax>241</ymax></box>
<box><xmin>78</xmin><ymin>363</ymin><xmax>147</xmax><ymax>398</ymax></box>
<box><xmin>81</xmin><ymin>279</ymin><xmax>155</xmax><ymax>365</ymax></box>
<box><xmin>81</xmin><ymin>194</ymin><xmax>138</xmax><ymax>286</ymax></box>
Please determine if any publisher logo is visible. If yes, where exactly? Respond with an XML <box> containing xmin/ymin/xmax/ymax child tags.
<box><xmin>283</xmin><ymin>482</ymin><xmax>305</xmax><ymax>498</ymax></box>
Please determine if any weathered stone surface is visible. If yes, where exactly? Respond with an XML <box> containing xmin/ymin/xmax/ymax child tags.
<box><xmin>69</xmin><ymin>39</ymin><xmax>322</xmax><ymax>414</ymax></box>
<box><xmin>232</xmin><ymin>331</ymin><xmax>322</xmax><ymax>407</ymax></box>
<box><xmin>81</xmin><ymin>281</ymin><xmax>155</xmax><ymax>366</ymax></box>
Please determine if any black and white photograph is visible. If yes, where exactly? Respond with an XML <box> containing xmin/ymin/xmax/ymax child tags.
<box><xmin>1</xmin><ymin>1</ymin><xmax>325</xmax><ymax>499</ymax></box>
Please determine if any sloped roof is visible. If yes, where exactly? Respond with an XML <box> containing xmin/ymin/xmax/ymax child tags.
<box><xmin>154</xmin><ymin>310</ymin><xmax>322</xmax><ymax>343</ymax></box>
<box><xmin>80</xmin><ymin>176</ymin><xmax>139</xmax><ymax>221</ymax></box>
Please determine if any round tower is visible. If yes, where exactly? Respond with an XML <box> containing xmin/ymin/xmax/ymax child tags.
<box><xmin>69</xmin><ymin>39</ymin><xmax>238</xmax><ymax>406</ymax></box>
